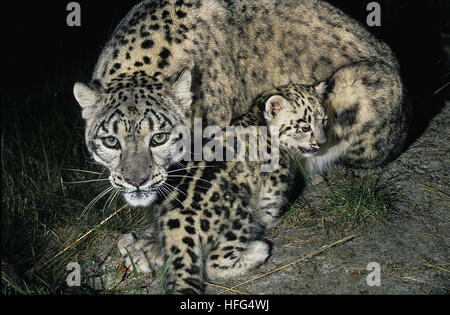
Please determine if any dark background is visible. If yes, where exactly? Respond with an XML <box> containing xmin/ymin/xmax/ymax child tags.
<box><xmin>2</xmin><ymin>0</ymin><xmax>449</xmax><ymax>134</ymax></box>
<box><xmin>4</xmin><ymin>1</ymin><xmax>449</xmax><ymax>83</ymax></box>
<box><xmin>0</xmin><ymin>0</ymin><xmax>448</xmax><ymax>292</ymax></box>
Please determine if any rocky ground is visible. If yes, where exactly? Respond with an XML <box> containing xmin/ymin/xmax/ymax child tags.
<box><xmin>206</xmin><ymin>100</ymin><xmax>449</xmax><ymax>295</ymax></box>
<box><xmin>83</xmin><ymin>102</ymin><xmax>449</xmax><ymax>295</ymax></box>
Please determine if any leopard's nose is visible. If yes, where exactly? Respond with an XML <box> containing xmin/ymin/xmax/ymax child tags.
<box><xmin>317</xmin><ymin>138</ymin><xmax>327</xmax><ymax>147</ymax></box>
<box><xmin>125</xmin><ymin>177</ymin><xmax>149</xmax><ymax>188</ymax></box>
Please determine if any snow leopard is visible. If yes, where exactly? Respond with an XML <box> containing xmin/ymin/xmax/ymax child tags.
<box><xmin>114</xmin><ymin>76</ymin><xmax>328</xmax><ymax>294</ymax></box>
<box><xmin>73</xmin><ymin>0</ymin><xmax>408</xmax><ymax>207</ymax></box>
<box><xmin>71</xmin><ymin>0</ymin><xmax>410</xmax><ymax>294</ymax></box>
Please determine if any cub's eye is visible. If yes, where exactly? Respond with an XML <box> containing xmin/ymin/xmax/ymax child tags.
<box><xmin>102</xmin><ymin>137</ymin><xmax>120</xmax><ymax>149</ymax></box>
<box><xmin>151</xmin><ymin>133</ymin><xmax>169</xmax><ymax>146</ymax></box>
<box><xmin>301</xmin><ymin>126</ymin><xmax>311</xmax><ymax>133</ymax></box>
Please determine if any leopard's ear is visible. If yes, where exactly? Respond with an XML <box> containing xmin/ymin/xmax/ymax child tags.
<box><xmin>172</xmin><ymin>68</ymin><xmax>193</xmax><ymax>110</ymax></box>
<box><xmin>73</xmin><ymin>82</ymin><xmax>102</xmax><ymax>120</ymax></box>
<box><xmin>314</xmin><ymin>81</ymin><xmax>328</xmax><ymax>97</ymax></box>
<box><xmin>264</xmin><ymin>95</ymin><xmax>288</xmax><ymax>122</ymax></box>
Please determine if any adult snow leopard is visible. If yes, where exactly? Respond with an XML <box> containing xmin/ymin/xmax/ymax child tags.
<box><xmin>74</xmin><ymin>0</ymin><xmax>407</xmax><ymax>207</ymax></box>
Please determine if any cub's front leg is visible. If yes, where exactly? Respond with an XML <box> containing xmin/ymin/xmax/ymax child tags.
<box><xmin>158</xmin><ymin>209</ymin><xmax>207</xmax><ymax>295</ymax></box>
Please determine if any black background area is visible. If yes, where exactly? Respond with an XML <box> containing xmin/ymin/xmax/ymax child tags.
<box><xmin>2</xmin><ymin>0</ymin><xmax>449</xmax><ymax>139</ymax></box>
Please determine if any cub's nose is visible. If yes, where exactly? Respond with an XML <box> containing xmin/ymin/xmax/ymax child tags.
<box><xmin>125</xmin><ymin>177</ymin><xmax>149</xmax><ymax>188</ymax></box>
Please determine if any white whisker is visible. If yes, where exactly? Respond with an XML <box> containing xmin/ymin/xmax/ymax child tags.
<box><xmin>103</xmin><ymin>188</ymin><xmax>121</xmax><ymax>213</ymax></box>
<box><xmin>166</xmin><ymin>176</ymin><xmax>220</xmax><ymax>194</ymax></box>
<box><xmin>155</xmin><ymin>186</ymin><xmax>169</xmax><ymax>203</ymax></box>
<box><xmin>166</xmin><ymin>175</ymin><xmax>222</xmax><ymax>189</ymax></box>
<box><xmin>166</xmin><ymin>165</ymin><xmax>217</xmax><ymax>174</ymax></box>
<box><xmin>159</xmin><ymin>185</ymin><xmax>172</xmax><ymax>199</ymax></box>
<box><xmin>96</xmin><ymin>168</ymin><xmax>107</xmax><ymax>180</ymax></box>
<box><xmin>192</xmin><ymin>182</ymin><xmax>220</xmax><ymax>194</ymax></box>
<box><xmin>163</xmin><ymin>182</ymin><xmax>200</xmax><ymax>207</ymax></box>
<box><xmin>180</xmin><ymin>149</ymin><xmax>203</xmax><ymax>157</ymax></box>
<box><xmin>160</xmin><ymin>184</ymin><xmax>185</xmax><ymax>208</ymax></box>
<box><xmin>81</xmin><ymin>186</ymin><xmax>115</xmax><ymax>217</ymax></box>
<box><xmin>62</xmin><ymin>168</ymin><xmax>103</xmax><ymax>175</ymax></box>
<box><xmin>63</xmin><ymin>179</ymin><xmax>110</xmax><ymax>185</ymax></box>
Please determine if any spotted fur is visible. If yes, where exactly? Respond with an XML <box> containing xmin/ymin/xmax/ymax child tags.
<box><xmin>252</xmin><ymin>74</ymin><xmax>410</xmax><ymax>175</ymax></box>
<box><xmin>72</xmin><ymin>0</ymin><xmax>410</xmax><ymax>294</ymax></box>
<box><xmin>303</xmin><ymin>62</ymin><xmax>411</xmax><ymax>174</ymax></box>
<box><xmin>258</xmin><ymin>82</ymin><xmax>329</xmax><ymax>159</ymax></box>
<box><xmin>74</xmin><ymin>0</ymin><xmax>402</xmax><ymax>127</ymax></box>
<box><xmin>73</xmin><ymin>0</ymin><xmax>406</xmax><ymax>203</ymax></box>
<box><xmin>116</xmin><ymin>82</ymin><xmax>333</xmax><ymax>294</ymax></box>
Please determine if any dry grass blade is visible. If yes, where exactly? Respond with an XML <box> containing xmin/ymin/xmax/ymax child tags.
<box><xmin>433</xmin><ymin>81</ymin><xmax>449</xmax><ymax>95</ymax></box>
<box><xmin>400</xmin><ymin>276</ymin><xmax>449</xmax><ymax>291</ymax></box>
<box><xmin>38</xmin><ymin>204</ymin><xmax>129</xmax><ymax>270</ymax></box>
<box><xmin>389</xmin><ymin>270</ymin><xmax>450</xmax><ymax>292</ymax></box>
<box><xmin>203</xmin><ymin>282</ymin><xmax>250</xmax><ymax>295</ymax></box>
<box><xmin>415</xmin><ymin>252</ymin><xmax>450</xmax><ymax>281</ymax></box>
<box><xmin>418</xmin><ymin>183</ymin><xmax>450</xmax><ymax>199</ymax></box>
<box><xmin>215</xmin><ymin>234</ymin><xmax>358</xmax><ymax>295</ymax></box>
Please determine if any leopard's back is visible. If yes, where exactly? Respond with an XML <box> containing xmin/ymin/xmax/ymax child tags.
<box><xmin>90</xmin><ymin>0</ymin><xmax>400</xmax><ymax>125</ymax></box>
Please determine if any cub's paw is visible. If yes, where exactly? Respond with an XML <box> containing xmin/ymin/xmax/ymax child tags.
<box><xmin>246</xmin><ymin>240</ymin><xmax>272</xmax><ymax>266</ymax></box>
<box><xmin>117</xmin><ymin>233</ymin><xmax>163</xmax><ymax>273</ymax></box>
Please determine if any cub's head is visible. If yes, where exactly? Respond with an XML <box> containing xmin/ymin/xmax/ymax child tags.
<box><xmin>263</xmin><ymin>82</ymin><xmax>329</xmax><ymax>158</ymax></box>
<box><xmin>73</xmin><ymin>69</ymin><xmax>192</xmax><ymax>207</ymax></box>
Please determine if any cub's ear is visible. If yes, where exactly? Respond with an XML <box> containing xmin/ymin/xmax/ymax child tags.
<box><xmin>172</xmin><ymin>68</ymin><xmax>193</xmax><ymax>110</ymax></box>
<box><xmin>314</xmin><ymin>81</ymin><xmax>328</xmax><ymax>97</ymax></box>
<box><xmin>264</xmin><ymin>95</ymin><xmax>288</xmax><ymax>122</ymax></box>
<box><xmin>73</xmin><ymin>82</ymin><xmax>101</xmax><ymax>120</ymax></box>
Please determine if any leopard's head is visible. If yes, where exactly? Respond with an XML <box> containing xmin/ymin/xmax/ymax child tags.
<box><xmin>263</xmin><ymin>82</ymin><xmax>329</xmax><ymax>158</ymax></box>
<box><xmin>73</xmin><ymin>69</ymin><xmax>192</xmax><ymax>207</ymax></box>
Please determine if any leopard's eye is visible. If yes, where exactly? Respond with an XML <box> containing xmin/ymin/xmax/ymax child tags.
<box><xmin>151</xmin><ymin>133</ymin><xmax>169</xmax><ymax>146</ymax></box>
<box><xmin>301</xmin><ymin>126</ymin><xmax>311</xmax><ymax>133</ymax></box>
<box><xmin>102</xmin><ymin>137</ymin><xmax>120</xmax><ymax>149</ymax></box>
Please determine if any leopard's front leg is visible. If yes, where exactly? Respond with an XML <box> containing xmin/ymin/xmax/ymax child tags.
<box><xmin>117</xmin><ymin>225</ymin><xmax>164</xmax><ymax>273</ymax></box>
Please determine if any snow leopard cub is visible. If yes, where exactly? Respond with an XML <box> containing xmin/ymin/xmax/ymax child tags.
<box><xmin>116</xmin><ymin>80</ymin><xmax>329</xmax><ymax>294</ymax></box>
<box><xmin>260</xmin><ymin>67</ymin><xmax>409</xmax><ymax>177</ymax></box>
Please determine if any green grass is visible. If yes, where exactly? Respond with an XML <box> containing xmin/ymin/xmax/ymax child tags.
<box><xmin>160</xmin><ymin>252</ymin><xmax>176</xmax><ymax>295</ymax></box>
<box><xmin>283</xmin><ymin>162</ymin><xmax>401</xmax><ymax>231</ymax></box>
<box><xmin>1</xmin><ymin>73</ymin><xmax>150</xmax><ymax>294</ymax></box>
<box><xmin>2</xmin><ymin>270</ymin><xmax>59</xmax><ymax>295</ymax></box>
